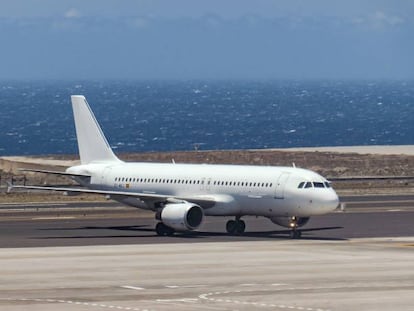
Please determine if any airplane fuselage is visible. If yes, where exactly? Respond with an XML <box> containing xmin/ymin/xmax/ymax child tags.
<box><xmin>68</xmin><ymin>162</ymin><xmax>339</xmax><ymax>218</ymax></box>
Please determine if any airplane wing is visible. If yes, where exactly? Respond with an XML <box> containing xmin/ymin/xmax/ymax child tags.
<box><xmin>8</xmin><ymin>184</ymin><xmax>217</xmax><ymax>209</ymax></box>
<box><xmin>19</xmin><ymin>168</ymin><xmax>91</xmax><ymax>178</ymax></box>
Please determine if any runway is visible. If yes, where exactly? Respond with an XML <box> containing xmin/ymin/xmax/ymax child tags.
<box><xmin>0</xmin><ymin>194</ymin><xmax>413</xmax><ymax>310</ymax></box>
<box><xmin>0</xmin><ymin>194</ymin><xmax>413</xmax><ymax>248</ymax></box>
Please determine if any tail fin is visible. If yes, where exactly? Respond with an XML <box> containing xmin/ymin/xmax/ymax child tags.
<box><xmin>71</xmin><ymin>95</ymin><xmax>121</xmax><ymax>164</ymax></box>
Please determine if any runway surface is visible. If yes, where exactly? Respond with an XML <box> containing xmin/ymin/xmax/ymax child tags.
<box><xmin>0</xmin><ymin>194</ymin><xmax>413</xmax><ymax>248</ymax></box>
<box><xmin>1</xmin><ymin>194</ymin><xmax>413</xmax><ymax>311</ymax></box>
<box><xmin>1</xmin><ymin>238</ymin><xmax>413</xmax><ymax>311</ymax></box>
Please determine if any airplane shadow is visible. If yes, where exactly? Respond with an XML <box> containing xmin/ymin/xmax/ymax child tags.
<box><xmin>36</xmin><ymin>225</ymin><xmax>346</xmax><ymax>241</ymax></box>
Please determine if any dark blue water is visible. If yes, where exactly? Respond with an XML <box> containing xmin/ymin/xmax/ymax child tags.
<box><xmin>0</xmin><ymin>80</ymin><xmax>413</xmax><ymax>156</ymax></box>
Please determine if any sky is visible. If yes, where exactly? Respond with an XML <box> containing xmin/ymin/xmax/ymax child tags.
<box><xmin>0</xmin><ymin>0</ymin><xmax>413</xmax><ymax>80</ymax></box>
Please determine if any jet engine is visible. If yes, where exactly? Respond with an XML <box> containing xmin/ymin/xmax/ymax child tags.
<box><xmin>160</xmin><ymin>202</ymin><xmax>204</xmax><ymax>231</ymax></box>
<box><xmin>270</xmin><ymin>216</ymin><xmax>310</xmax><ymax>229</ymax></box>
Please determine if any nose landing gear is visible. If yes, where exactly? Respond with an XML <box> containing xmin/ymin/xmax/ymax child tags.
<box><xmin>226</xmin><ymin>217</ymin><xmax>246</xmax><ymax>235</ymax></box>
<box><xmin>289</xmin><ymin>229</ymin><xmax>302</xmax><ymax>239</ymax></box>
<box><xmin>289</xmin><ymin>216</ymin><xmax>302</xmax><ymax>239</ymax></box>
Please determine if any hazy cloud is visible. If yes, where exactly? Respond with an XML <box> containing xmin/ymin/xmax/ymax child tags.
<box><xmin>352</xmin><ymin>11</ymin><xmax>405</xmax><ymax>30</ymax></box>
<box><xmin>64</xmin><ymin>8</ymin><xmax>81</xmax><ymax>19</ymax></box>
<box><xmin>126</xmin><ymin>16</ymin><xmax>150</xmax><ymax>29</ymax></box>
<box><xmin>0</xmin><ymin>2</ymin><xmax>412</xmax><ymax>80</ymax></box>
<box><xmin>369</xmin><ymin>11</ymin><xmax>404</xmax><ymax>28</ymax></box>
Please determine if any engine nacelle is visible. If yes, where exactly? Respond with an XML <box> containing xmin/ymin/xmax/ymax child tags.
<box><xmin>161</xmin><ymin>203</ymin><xmax>204</xmax><ymax>231</ymax></box>
<box><xmin>270</xmin><ymin>216</ymin><xmax>310</xmax><ymax>229</ymax></box>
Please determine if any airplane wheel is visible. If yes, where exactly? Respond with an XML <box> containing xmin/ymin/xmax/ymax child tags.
<box><xmin>226</xmin><ymin>220</ymin><xmax>237</xmax><ymax>234</ymax></box>
<box><xmin>236</xmin><ymin>220</ymin><xmax>246</xmax><ymax>235</ymax></box>
<box><xmin>156</xmin><ymin>222</ymin><xmax>175</xmax><ymax>236</ymax></box>
<box><xmin>226</xmin><ymin>220</ymin><xmax>246</xmax><ymax>235</ymax></box>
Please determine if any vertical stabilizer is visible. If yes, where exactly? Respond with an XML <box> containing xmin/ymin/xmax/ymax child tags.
<box><xmin>71</xmin><ymin>95</ymin><xmax>121</xmax><ymax>164</ymax></box>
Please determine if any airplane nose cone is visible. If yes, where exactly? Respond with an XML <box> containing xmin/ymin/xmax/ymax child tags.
<box><xmin>323</xmin><ymin>191</ymin><xmax>340</xmax><ymax>212</ymax></box>
<box><xmin>308</xmin><ymin>190</ymin><xmax>340</xmax><ymax>214</ymax></box>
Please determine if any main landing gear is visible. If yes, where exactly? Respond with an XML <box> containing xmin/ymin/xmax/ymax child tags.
<box><xmin>226</xmin><ymin>217</ymin><xmax>246</xmax><ymax>235</ymax></box>
<box><xmin>155</xmin><ymin>222</ymin><xmax>175</xmax><ymax>236</ymax></box>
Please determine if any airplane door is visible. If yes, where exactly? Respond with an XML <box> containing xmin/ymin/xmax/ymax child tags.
<box><xmin>101</xmin><ymin>167</ymin><xmax>112</xmax><ymax>186</ymax></box>
<box><xmin>274</xmin><ymin>172</ymin><xmax>290</xmax><ymax>199</ymax></box>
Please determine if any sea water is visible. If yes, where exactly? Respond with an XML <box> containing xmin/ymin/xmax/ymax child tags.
<box><xmin>0</xmin><ymin>80</ymin><xmax>413</xmax><ymax>155</ymax></box>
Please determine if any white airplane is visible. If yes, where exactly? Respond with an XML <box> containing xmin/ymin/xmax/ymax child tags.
<box><xmin>11</xmin><ymin>95</ymin><xmax>340</xmax><ymax>238</ymax></box>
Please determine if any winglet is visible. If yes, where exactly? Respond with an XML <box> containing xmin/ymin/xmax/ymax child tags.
<box><xmin>71</xmin><ymin>95</ymin><xmax>121</xmax><ymax>164</ymax></box>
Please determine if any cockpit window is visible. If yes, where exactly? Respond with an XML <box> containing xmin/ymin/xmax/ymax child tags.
<box><xmin>313</xmin><ymin>182</ymin><xmax>325</xmax><ymax>188</ymax></box>
<box><xmin>299</xmin><ymin>181</ymin><xmax>331</xmax><ymax>189</ymax></box>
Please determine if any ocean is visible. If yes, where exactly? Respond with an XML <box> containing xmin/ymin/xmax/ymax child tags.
<box><xmin>0</xmin><ymin>80</ymin><xmax>413</xmax><ymax>156</ymax></box>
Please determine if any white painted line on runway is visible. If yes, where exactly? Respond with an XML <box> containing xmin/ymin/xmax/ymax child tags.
<box><xmin>165</xmin><ymin>284</ymin><xmax>207</xmax><ymax>288</ymax></box>
<box><xmin>0</xmin><ymin>203</ymin><xmax>68</xmax><ymax>207</ymax></box>
<box><xmin>199</xmin><ymin>290</ymin><xmax>331</xmax><ymax>311</ymax></box>
<box><xmin>121</xmin><ymin>285</ymin><xmax>145</xmax><ymax>290</ymax></box>
<box><xmin>387</xmin><ymin>209</ymin><xmax>402</xmax><ymax>212</ymax></box>
<box><xmin>31</xmin><ymin>216</ymin><xmax>76</xmax><ymax>220</ymax></box>
<box><xmin>156</xmin><ymin>298</ymin><xmax>198</xmax><ymax>303</ymax></box>
<box><xmin>0</xmin><ymin>298</ymin><xmax>156</xmax><ymax>311</ymax></box>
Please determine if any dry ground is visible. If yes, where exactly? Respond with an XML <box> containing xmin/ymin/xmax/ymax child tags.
<box><xmin>1</xmin><ymin>149</ymin><xmax>414</xmax><ymax>202</ymax></box>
